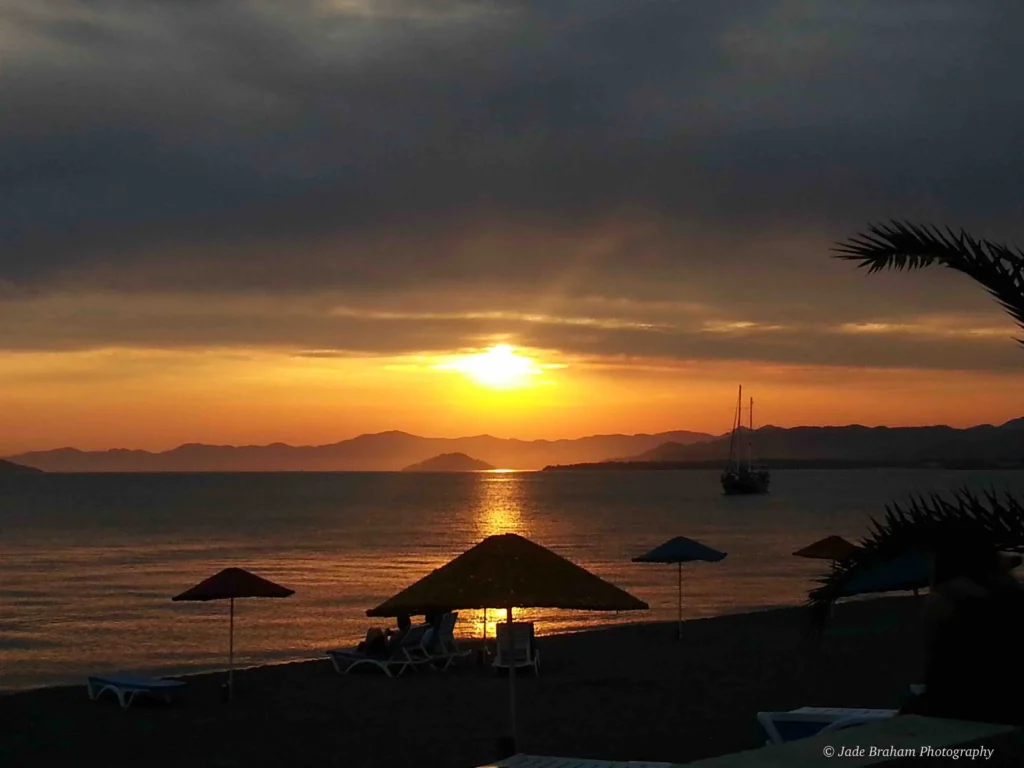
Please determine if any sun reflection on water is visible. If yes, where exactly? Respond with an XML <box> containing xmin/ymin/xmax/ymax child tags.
<box><xmin>463</xmin><ymin>473</ymin><xmax>531</xmax><ymax>641</ymax></box>
<box><xmin>472</xmin><ymin>472</ymin><xmax>529</xmax><ymax>540</ymax></box>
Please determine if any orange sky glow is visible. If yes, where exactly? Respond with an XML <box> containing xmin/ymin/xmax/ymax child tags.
<box><xmin>2</xmin><ymin>340</ymin><xmax>1022</xmax><ymax>454</ymax></box>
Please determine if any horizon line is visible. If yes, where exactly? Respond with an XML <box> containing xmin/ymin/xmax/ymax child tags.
<box><xmin>5</xmin><ymin>416</ymin><xmax>1022</xmax><ymax>458</ymax></box>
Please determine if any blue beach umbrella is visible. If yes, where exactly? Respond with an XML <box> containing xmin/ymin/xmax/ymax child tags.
<box><xmin>838</xmin><ymin>550</ymin><xmax>931</xmax><ymax>597</ymax></box>
<box><xmin>837</xmin><ymin>549</ymin><xmax>1022</xmax><ymax>600</ymax></box>
<box><xmin>633</xmin><ymin>536</ymin><xmax>727</xmax><ymax>640</ymax></box>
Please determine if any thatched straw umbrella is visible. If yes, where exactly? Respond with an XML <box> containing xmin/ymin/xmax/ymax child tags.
<box><xmin>366</xmin><ymin>533</ymin><xmax>647</xmax><ymax>755</ymax></box>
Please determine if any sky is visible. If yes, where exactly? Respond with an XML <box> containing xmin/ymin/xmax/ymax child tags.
<box><xmin>3</xmin><ymin>0</ymin><xmax>1024</xmax><ymax>453</ymax></box>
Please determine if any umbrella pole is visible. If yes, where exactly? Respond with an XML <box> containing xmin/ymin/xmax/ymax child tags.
<box><xmin>829</xmin><ymin>560</ymin><xmax>836</xmax><ymax>618</ymax></box>
<box><xmin>677</xmin><ymin>562</ymin><xmax>683</xmax><ymax>641</ymax></box>
<box><xmin>507</xmin><ymin>605</ymin><xmax>517</xmax><ymax>754</ymax></box>
<box><xmin>229</xmin><ymin>596</ymin><xmax>234</xmax><ymax>699</ymax></box>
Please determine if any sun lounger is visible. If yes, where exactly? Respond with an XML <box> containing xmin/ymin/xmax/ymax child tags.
<box><xmin>692</xmin><ymin>715</ymin><xmax>1015</xmax><ymax>767</ymax></box>
<box><xmin>479</xmin><ymin>755</ymin><xmax>676</xmax><ymax>767</ymax></box>
<box><xmin>326</xmin><ymin>625</ymin><xmax>433</xmax><ymax>678</ymax></box>
<box><xmin>419</xmin><ymin>611</ymin><xmax>474</xmax><ymax>670</ymax></box>
<box><xmin>86</xmin><ymin>673</ymin><xmax>185</xmax><ymax>709</ymax></box>
<box><xmin>440</xmin><ymin>611</ymin><xmax>473</xmax><ymax>657</ymax></box>
<box><xmin>757</xmin><ymin>706</ymin><xmax>897</xmax><ymax>745</ymax></box>
<box><xmin>493</xmin><ymin>621</ymin><xmax>540</xmax><ymax>675</ymax></box>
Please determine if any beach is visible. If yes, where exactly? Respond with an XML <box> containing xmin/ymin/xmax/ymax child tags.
<box><xmin>1</xmin><ymin>596</ymin><xmax>935</xmax><ymax>767</ymax></box>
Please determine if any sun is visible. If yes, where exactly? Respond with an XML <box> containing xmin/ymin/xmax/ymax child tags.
<box><xmin>440</xmin><ymin>345</ymin><xmax>542</xmax><ymax>390</ymax></box>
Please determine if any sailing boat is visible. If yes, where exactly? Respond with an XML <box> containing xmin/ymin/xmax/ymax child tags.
<box><xmin>721</xmin><ymin>385</ymin><xmax>770</xmax><ymax>495</ymax></box>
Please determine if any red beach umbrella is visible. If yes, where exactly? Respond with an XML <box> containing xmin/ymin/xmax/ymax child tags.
<box><xmin>794</xmin><ymin>535</ymin><xmax>860</xmax><ymax>565</ymax></box>
<box><xmin>794</xmin><ymin>537</ymin><xmax>863</xmax><ymax>608</ymax></box>
<box><xmin>172</xmin><ymin>567</ymin><xmax>294</xmax><ymax>699</ymax></box>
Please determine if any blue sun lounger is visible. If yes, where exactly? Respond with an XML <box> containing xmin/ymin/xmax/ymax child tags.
<box><xmin>87</xmin><ymin>673</ymin><xmax>186</xmax><ymax>709</ymax></box>
<box><xmin>480</xmin><ymin>756</ymin><xmax>675</xmax><ymax>767</ymax></box>
<box><xmin>757</xmin><ymin>706</ymin><xmax>898</xmax><ymax>745</ymax></box>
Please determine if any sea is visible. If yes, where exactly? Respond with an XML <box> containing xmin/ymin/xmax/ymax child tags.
<box><xmin>2</xmin><ymin>468</ymin><xmax>1023</xmax><ymax>692</ymax></box>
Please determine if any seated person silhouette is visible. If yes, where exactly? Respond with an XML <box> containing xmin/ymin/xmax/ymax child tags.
<box><xmin>357</xmin><ymin>627</ymin><xmax>386</xmax><ymax>654</ymax></box>
<box><xmin>422</xmin><ymin>611</ymin><xmax>445</xmax><ymax>651</ymax></box>
<box><xmin>383</xmin><ymin>614</ymin><xmax>412</xmax><ymax>653</ymax></box>
<box><xmin>357</xmin><ymin>614</ymin><xmax>411</xmax><ymax>656</ymax></box>
<box><xmin>901</xmin><ymin>534</ymin><xmax>1024</xmax><ymax>725</ymax></box>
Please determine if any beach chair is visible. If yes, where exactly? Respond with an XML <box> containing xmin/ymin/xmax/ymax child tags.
<box><xmin>441</xmin><ymin>611</ymin><xmax>473</xmax><ymax>659</ymax></box>
<box><xmin>86</xmin><ymin>673</ymin><xmax>185</xmax><ymax>709</ymax></box>
<box><xmin>493</xmin><ymin>621</ymin><xmax>539</xmax><ymax>675</ymax></box>
<box><xmin>421</xmin><ymin>611</ymin><xmax>473</xmax><ymax>670</ymax></box>
<box><xmin>757</xmin><ymin>706</ymin><xmax>898</xmax><ymax>745</ymax></box>
<box><xmin>414</xmin><ymin>612</ymin><xmax>452</xmax><ymax>669</ymax></box>
<box><xmin>326</xmin><ymin>625</ymin><xmax>433</xmax><ymax>678</ymax></box>
<box><xmin>480</xmin><ymin>755</ymin><xmax>675</xmax><ymax>767</ymax></box>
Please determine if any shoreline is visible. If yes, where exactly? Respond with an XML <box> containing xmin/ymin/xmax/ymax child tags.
<box><xmin>543</xmin><ymin>459</ymin><xmax>1024</xmax><ymax>471</ymax></box>
<box><xmin>0</xmin><ymin>601</ymin><xmax>813</xmax><ymax>697</ymax></box>
<box><xmin>0</xmin><ymin>595</ymin><xmax>928</xmax><ymax>767</ymax></box>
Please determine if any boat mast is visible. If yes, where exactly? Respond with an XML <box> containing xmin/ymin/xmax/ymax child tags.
<box><xmin>748</xmin><ymin>396</ymin><xmax>754</xmax><ymax>469</ymax></box>
<box><xmin>727</xmin><ymin>385</ymin><xmax>741</xmax><ymax>469</ymax></box>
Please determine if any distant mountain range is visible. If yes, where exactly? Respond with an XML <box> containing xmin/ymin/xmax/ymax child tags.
<box><xmin>10</xmin><ymin>419</ymin><xmax>1024</xmax><ymax>473</ymax></box>
<box><xmin>402</xmin><ymin>453</ymin><xmax>495</xmax><ymax>472</ymax></box>
<box><xmin>4</xmin><ymin>430</ymin><xmax>714</xmax><ymax>472</ymax></box>
<box><xmin>544</xmin><ymin>418</ymin><xmax>1024</xmax><ymax>470</ymax></box>
<box><xmin>0</xmin><ymin>458</ymin><xmax>41</xmax><ymax>474</ymax></box>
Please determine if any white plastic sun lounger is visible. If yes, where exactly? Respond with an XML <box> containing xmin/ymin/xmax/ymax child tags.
<box><xmin>421</xmin><ymin>612</ymin><xmax>474</xmax><ymax>670</ymax></box>
<box><xmin>757</xmin><ymin>706</ymin><xmax>898</xmax><ymax>745</ymax></box>
<box><xmin>326</xmin><ymin>647</ymin><xmax>414</xmax><ymax>678</ymax></box>
<box><xmin>442</xmin><ymin>611</ymin><xmax>473</xmax><ymax>657</ymax></box>
<box><xmin>86</xmin><ymin>674</ymin><xmax>185</xmax><ymax>709</ymax></box>
<box><xmin>493</xmin><ymin>621</ymin><xmax>540</xmax><ymax>675</ymax></box>
<box><xmin>479</xmin><ymin>755</ymin><xmax>676</xmax><ymax>767</ymax></box>
<box><xmin>326</xmin><ymin>625</ymin><xmax>433</xmax><ymax>678</ymax></box>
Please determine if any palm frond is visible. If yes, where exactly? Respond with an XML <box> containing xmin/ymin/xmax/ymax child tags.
<box><xmin>832</xmin><ymin>221</ymin><xmax>1024</xmax><ymax>340</ymax></box>
<box><xmin>807</xmin><ymin>489</ymin><xmax>1024</xmax><ymax>635</ymax></box>
<box><xmin>812</xmin><ymin>223</ymin><xmax>1024</xmax><ymax>637</ymax></box>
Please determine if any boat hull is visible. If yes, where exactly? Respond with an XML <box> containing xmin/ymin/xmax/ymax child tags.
<box><xmin>721</xmin><ymin>469</ymin><xmax>770</xmax><ymax>495</ymax></box>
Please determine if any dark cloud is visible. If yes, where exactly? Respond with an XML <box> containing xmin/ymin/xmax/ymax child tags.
<box><xmin>2</xmin><ymin>0</ymin><xmax>1024</xmax><ymax>366</ymax></box>
<box><xmin>2</xmin><ymin>291</ymin><xmax>1021</xmax><ymax>374</ymax></box>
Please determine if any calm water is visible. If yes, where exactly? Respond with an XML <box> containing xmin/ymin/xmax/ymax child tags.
<box><xmin>2</xmin><ymin>469</ymin><xmax>1023</xmax><ymax>691</ymax></box>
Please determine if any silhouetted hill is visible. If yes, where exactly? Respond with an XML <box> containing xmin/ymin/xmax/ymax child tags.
<box><xmin>4</xmin><ymin>430</ymin><xmax>714</xmax><ymax>472</ymax></box>
<box><xmin>402</xmin><ymin>453</ymin><xmax>495</xmax><ymax>472</ymax></box>
<box><xmin>0</xmin><ymin>458</ymin><xmax>42</xmax><ymax>473</ymax></box>
<box><xmin>548</xmin><ymin>419</ymin><xmax>1024</xmax><ymax>469</ymax></box>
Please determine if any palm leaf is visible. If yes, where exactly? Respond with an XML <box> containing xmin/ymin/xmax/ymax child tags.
<box><xmin>832</xmin><ymin>221</ymin><xmax>1024</xmax><ymax>341</ymax></box>
<box><xmin>807</xmin><ymin>489</ymin><xmax>1024</xmax><ymax>635</ymax></box>
<box><xmin>811</xmin><ymin>222</ymin><xmax>1024</xmax><ymax>637</ymax></box>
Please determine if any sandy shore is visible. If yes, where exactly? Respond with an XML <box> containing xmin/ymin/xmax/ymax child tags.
<box><xmin>1</xmin><ymin>597</ymin><xmax>932</xmax><ymax>767</ymax></box>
